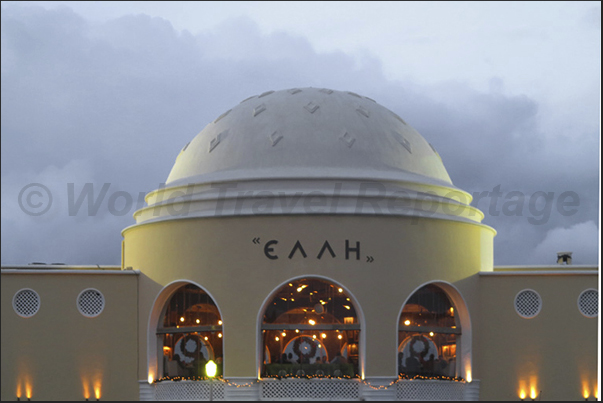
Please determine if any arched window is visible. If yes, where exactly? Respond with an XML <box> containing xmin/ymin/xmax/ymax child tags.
<box><xmin>261</xmin><ymin>278</ymin><xmax>361</xmax><ymax>378</ymax></box>
<box><xmin>398</xmin><ymin>284</ymin><xmax>460</xmax><ymax>378</ymax></box>
<box><xmin>158</xmin><ymin>284</ymin><xmax>223</xmax><ymax>379</ymax></box>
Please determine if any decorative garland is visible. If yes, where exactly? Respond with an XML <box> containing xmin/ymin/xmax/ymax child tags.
<box><xmin>293</xmin><ymin>337</ymin><xmax>317</xmax><ymax>361</ymax></box>
<box><xmin>152</xmin><ymin>373</ymin><xmax>465</xmax><ymax>384</ymax></box>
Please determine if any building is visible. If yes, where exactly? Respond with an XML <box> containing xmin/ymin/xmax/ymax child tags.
<box><xmin>1</xmin><ymin>88</ymin><xmax>598</xmax><ymax>401</ymax></box>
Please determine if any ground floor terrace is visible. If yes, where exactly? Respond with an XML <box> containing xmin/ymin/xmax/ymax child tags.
<box><xmin>140</xmin><ymin>377</ymin><xmax>479</xmax><ymax>401</ymax></box>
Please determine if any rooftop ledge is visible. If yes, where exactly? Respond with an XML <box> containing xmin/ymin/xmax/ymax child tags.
<box><xmin>482</xmin><ymin>265</ymin><xmax>598</xmax><ymax>276</ymax></box>
<box><xmin>1</xmin><ymin>265</ymin><xmax>139</xmax><ymax>275</ymax></box>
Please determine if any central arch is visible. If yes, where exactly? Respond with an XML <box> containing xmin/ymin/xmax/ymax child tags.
<box><xmin>257</xmin><ymin>275</ymin><xmax>366</xmax><ymax>379</ymax></box>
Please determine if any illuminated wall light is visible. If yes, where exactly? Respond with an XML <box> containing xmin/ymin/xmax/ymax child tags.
<box><xmin>94</xmin><ymin>383</ymin><xmax>101</xmax><ymax>400</ymax></box>
<box><xmin>343</xmin><ymin>305</ymin><xmax>351</xmax><ymax>310</ymax></box>
<box><xmin>529</xmin><ymin>387</ymin><xmax>537</xmax><ymax>400</ymax></box>
<box><xmin>308</xmin><ymin>319</ymin><xmax>316</xmax><ymax>325</ymax></box>
<box><xmin>281</xmin><ymin>332</ymin><xmax>286</xmax><ymax>337</ymax></box>
<box><xmin>295</xmin><ymin>329</ymin><xmax>299</xmax><ymax>333</ymax></box>
<box><xmin>275</xmin><ymin>336</ymin><xmax>279</xmax><ymax>341</ymax></box>
<box><xmin>338</xmin><ymin>334</ymin><xmax>343</xmax><ymax>340</ymax></box>
<box><xmin>148</xmin><ymin>374</ymin><xmax>154</xmax><ymax>384</ymax></box>
<box><xmin>25</xmin><ymin>382</ymin><xmax>32</xmax><ymax>400</ymax></box>
<box><xmin>180</xmin><ymin>317</ymin><xmax>185</xmax><ymax>322</ymax></box>
<box><xmin>321</xmin><ymin>333</ymin><xmax>327</xmax><ymax>339</ymax></box>
<box><xmin>465</xmin><ymin>369</ymin><xmax>472</xmax><ymax>383</ymax></box>
<box><xmin>519</xmin><ymin>390</ymin><xmax>526</xmax><ymax>400</ymax></box>
<box><xmin>218</xmin><ymin>320</ymin><xmax>223</xmax><ymax>325</ymax></box>
<box><xmin>218</xmin><ymin>333</ymin><xmax>222</xmax><ymax>338</ymax></box>
<box><xmin>204</xmin><ymin>336</ymin><xmax>209</xmax><ymax>341</ymax></box>
<box><xmin>196</xmin><ymin>319</ymin><xmax>200</xmax><ymax>324</ymax></box>
<box><xmin>404</xmin><ymin>320</ymin><xmax>411</xmax><ymax>326</ymax></box>
<box><xmin>429</xmin><ymin>332</ymin><xmax>434</xmax><ymax>337</ymax></box>
<box><xmin>312</xmin><ymin>334</ymin><xmax>317</xmax><ymax>339</ymax></box>
<box><xmin>338</xmin><ymin>288</ymin><xmax>343</xmax><ymax>293</ymax></box>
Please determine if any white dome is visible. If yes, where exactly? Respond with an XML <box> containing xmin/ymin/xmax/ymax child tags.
<box><xmin>167</xmin><ymin>88</ymin><xmax>452</xmax><ymax>187</ymax></box>
<box><xmin>131</xmin><ymin>88</ymin><xmax>487</xmax><ymax>227</ymax></box>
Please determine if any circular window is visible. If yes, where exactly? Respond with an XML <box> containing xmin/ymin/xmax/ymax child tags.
<box><xmin>514</xmin><ymin>289</ymin><xmax>542</xmax><ymax>318</ymax></box>
<box><xmin>13</xmin><ymin>289</ymin><xmax>41</xmax><ymax>318</ymax></box>
<box><xmin>577</xmin><ymin>289</ymin><xmax>598</xmax><ymax>318</ymax></box>
<box><xmin>77</xmin><ymin>288</ymin><xmax>105</xmax><ymax>317</ymax></box>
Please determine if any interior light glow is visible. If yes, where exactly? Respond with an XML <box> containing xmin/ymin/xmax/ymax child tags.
<box><xmin>295</xmin><ymin>329</ymin><xmax>299</xmax><ymax>333</ymax></box>
<box><xmin>275</xmin><ymin>336</ymin><xmax>279</xmax><ymax>341</ymax></box>
<box><xmin>180</xmin><ymin>317</ymin><xmax>185</xmax><ymax>322</ymax></box>
<box><xmin>343</xmin><ymin>305</ymin><xmax>351</xmax><ymax>310</ymax></box>
<box><xmin>308</xmin><ymin>319</ymin><xmax>316</xmax><ymax>325</ymax></box>
<box><xmin>429</xmin><ymin>332</ymin><xmax>434</xmax><ymax>337</ymax></box>
<box><xmin>281</xmin><ymin>332</ymin><xmax>286</xmax><ymax>337</ymax></box>
<box><xmin>338</xmin><ymin>334</ymin><xmax>343</xmax><ymax>340</ymax></box>
<box><xmin>218</xmin><ymin>333</ymin><xmax>222</xmax><ymax>338</ymax></box>
<box><xmin>321</xmin><ymin>333</ymin><xmax>327</xmax><ymax>339</ymax></box>
<box><xmin>218</xmin><ymin>320</ymin><xmax>222</xmax><ymax>325</ymax></box>
<box><xmin>338</xmin><ymin>288</ymin><xmax>343</xmax><ymax>293</ymax></box>
<box><xmin>204</xmin><ymin>336</ymin><xmax>209</xmax><ymax>341</ymax></box>
<box><xmin>196</xmin><ymin>319</ymin><xmax>200</xmax><ymax>324</ymax></box>
<box><xmin>404</xmin><ymin>320</ymin><xmax>411</xmax><ymax>326</ymax></box>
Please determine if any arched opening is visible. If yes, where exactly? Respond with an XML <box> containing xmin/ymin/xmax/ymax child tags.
<box><xmin>398</xmin><ymin>284</ymin><xmax>461</xmax><ymax>379</ymax></box>
<box><xmin>155</xmin><ymin>283</ymin><xmax>223</xmax><ymax>380</ymax></box>
<box><xmin>260</xmin><ymin>277</ymin><xmax>362</xmax><ymax>378</ymax></box>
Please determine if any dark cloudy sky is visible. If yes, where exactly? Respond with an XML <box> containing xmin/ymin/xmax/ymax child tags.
<box><xmin>1</xmin><ymin>1</ymin><xmax>600</xmax><ymax>266</ymax></box>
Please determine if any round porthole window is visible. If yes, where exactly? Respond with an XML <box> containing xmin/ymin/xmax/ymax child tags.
<box><xmin>577</xmin><ymin>289</ymin><xmax>598</xmax><ymax>318</ymax></box>
<box><xmin>514</xmin><ymin>289</ymin><xmax>542</xmax><ymax>318</ymax></box>
<box><xmin>13</xmin><ymin>288</ymin><xmax>41</xmax><ymax>318</ymax></box>
<box><xmin>77</xmin><ymin>288</ymin><xmax>105</xmax><ymax>317</ymax></box>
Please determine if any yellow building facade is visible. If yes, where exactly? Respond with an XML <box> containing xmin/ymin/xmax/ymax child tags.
<box><xmin>1</xmin><ymin>88</ymin><xmax>598</xmax><ymax>401</ymax></box>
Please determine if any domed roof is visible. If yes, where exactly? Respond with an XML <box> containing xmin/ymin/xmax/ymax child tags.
<box><xmin>166</xmin><ymin>87</ymin><xmax>452</xmax><ymax>187</ymax></box>
<box><xmin>130</xmin><ymin>88</ymin><xmax>489</xmax><ymax>229</ymax></box>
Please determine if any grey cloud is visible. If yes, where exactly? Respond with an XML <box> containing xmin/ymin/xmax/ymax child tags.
<box><xmin>1</xmin><ymin>5</ymin><xmax>598</xmax><ymax>265</ymax></box>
